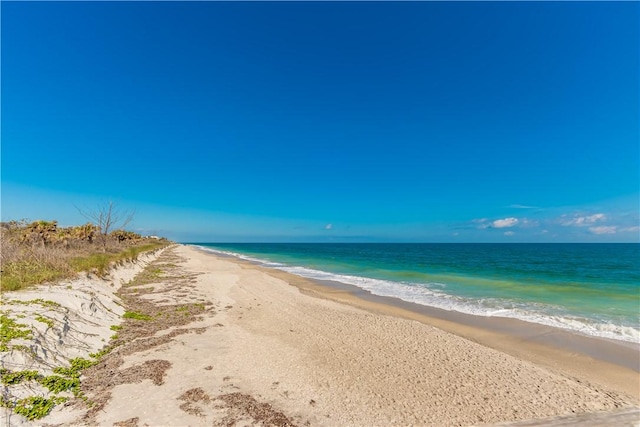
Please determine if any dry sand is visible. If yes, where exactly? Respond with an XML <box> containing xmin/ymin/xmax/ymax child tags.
<box><xmin>3</xmin><ymin>244</ymin><xmax>639</xmax><ymax>426</ymax></box>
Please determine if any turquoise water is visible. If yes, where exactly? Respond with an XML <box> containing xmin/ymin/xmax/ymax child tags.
<box><xmin>194</xmin><ymin>243</ymin><xmax>640</xmax><ymax>343</ymax></box>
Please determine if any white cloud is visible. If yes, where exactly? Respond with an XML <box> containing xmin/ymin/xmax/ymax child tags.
<box><xmin>520</xmin><ymin>218</ymin><xmax>539</xmax><ymax>228</ymax></box>
<box><xmin>472</xmin><ymin>218</ymin><xmax>490</xmax><ymax>229</ymax></box>
<box><xmin>492</xmin><ymin>217</ymin><xmax>518</xmax><ymax>228</ymax></box>
<box><xmin>508</xmin><ymin>204</ymin><xmax>538</xmax><ymax>209</ymax></box>
<box><xmin>504</xmin><ymin>231</ymin><xmax>515</xmax><ymax>236</ymax></box>
<box><xmin>619</xmin><ymin>226</ymin><xmax>640</xmax><ymax>233</ymax></box>
<box><xmin>562</xmin><ymin>213</ymin><xmax>606</xmax><ymax>227</ymax></box>
<box><xmin>325</xmin><ymin>223</ymin><xmax>333</xmax><ymax>230</ymax></box>
<box><xmin>586</xmin><ymin>213</ymin><xmax>606</xmax><ymax>222</ymax></box>
<box><xmin>588</xmin><ymin>226</ymin><xmax>617</xmax><ymax>235</ymax></box>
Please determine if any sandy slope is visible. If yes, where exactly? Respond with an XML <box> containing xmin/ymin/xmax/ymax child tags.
<box><xmin>0</xmin><ymin>249</ymin><xmax>163</xmax><ymax>426</ymax></box>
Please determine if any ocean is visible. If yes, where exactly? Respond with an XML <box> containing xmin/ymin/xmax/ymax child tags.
<box><xmin>194</xmin><ymin>243</ymin><xmax>639</xmax><ymax>343</ymax></box>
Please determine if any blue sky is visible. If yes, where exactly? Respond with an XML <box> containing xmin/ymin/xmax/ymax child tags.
<box><xmin>2</xmin><ymin>2</ymin><xmax>638</xmax><ymax>243</ymax></box>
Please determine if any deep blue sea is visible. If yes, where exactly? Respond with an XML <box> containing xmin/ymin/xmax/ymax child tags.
<box><xmin>194</xmin><ymin>243</ymin><xmax>639</xmax><ymax>343</ymax></box>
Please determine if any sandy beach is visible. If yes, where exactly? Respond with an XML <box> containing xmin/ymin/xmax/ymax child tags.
<box><xmin>3</xmin><ymin>244</ymin><xmax>638</xmax><ymax>426</ymax></box>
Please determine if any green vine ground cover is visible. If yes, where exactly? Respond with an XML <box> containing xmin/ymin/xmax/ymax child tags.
<box><xmin>0</xmin><ymin>246</ymin><xmax>169</xmax><ymax>421</ymax></box>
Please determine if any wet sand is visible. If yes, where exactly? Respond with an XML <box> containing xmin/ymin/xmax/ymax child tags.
<box><xmin>269</xmin><ymin>273</ymin><xmax>640</xmax><ymax>397</ymax></box>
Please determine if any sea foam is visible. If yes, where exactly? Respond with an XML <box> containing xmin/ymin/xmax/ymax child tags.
<box><xmin>197</xmin><ymin>246</ymin><xmax>640</xmax><ymax>344</ymax></box>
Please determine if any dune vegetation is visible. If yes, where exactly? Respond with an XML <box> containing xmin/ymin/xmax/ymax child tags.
<box><xmin>1</xmin><ymin>219</ymin><xmax>170</xmax><ymax>292</ymax></box>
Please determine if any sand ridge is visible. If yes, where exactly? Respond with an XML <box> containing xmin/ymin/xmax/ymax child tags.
<box><xmin>0</xmin><ymin>249</ymin><xmax>164</xmax><ymax>426</ymax></box>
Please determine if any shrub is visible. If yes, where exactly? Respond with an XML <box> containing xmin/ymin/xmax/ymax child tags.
<box><xmin>1</xmin><ymin>220</ymin><xmax>168</xmax><ymax>291</ymax></box>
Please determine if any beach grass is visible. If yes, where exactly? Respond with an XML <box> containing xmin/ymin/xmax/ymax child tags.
<box><xmin>1</xmin><ymin>260</ymin><xmax>70</xmax><ymax>292</ymax></box>
<box><xmin>69</xmin><ymin>244</ymin><xmax>162</xmax><ymax>276</ymax></box>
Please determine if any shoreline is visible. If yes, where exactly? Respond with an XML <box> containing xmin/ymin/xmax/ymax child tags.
<box><xmin>197</xmin><ymin>245</ymin><xmax>638</xmax><ymax>346</ymax></box>
<box><xmin>197</xmin><ymin>245</ymin><xmax>640</xmax><ymax>399</ymax></box>
<box><xmin>6</xmin><ymin>243</ymin><xmax>637</xmax><ymax>426</ymax></box>
<box><xmin>316</xmin><ymin>278</ymin><xmax>640</xmax><ymax>369</ymax></box>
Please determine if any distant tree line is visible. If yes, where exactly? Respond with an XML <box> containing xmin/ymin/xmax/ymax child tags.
<box><xmin>2</xmin><ymin>201</ymin><xmax>165</xmax><ymax>252</ymax></box>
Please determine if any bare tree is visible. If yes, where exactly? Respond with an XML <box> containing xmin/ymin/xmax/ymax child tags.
<box><xmin>77</xmin><ymin>201</ymin><xmax>135</xmax><ymax>251</ymax></box>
